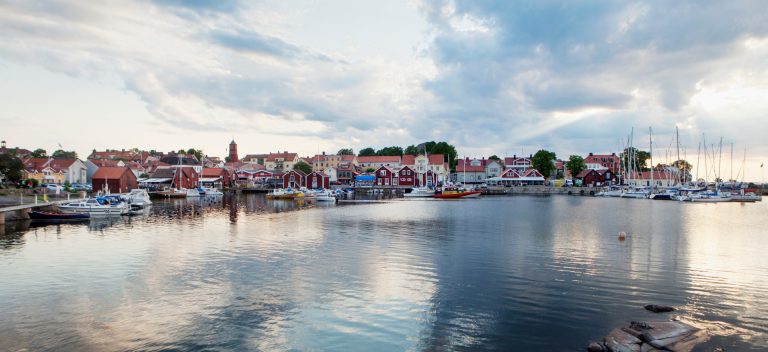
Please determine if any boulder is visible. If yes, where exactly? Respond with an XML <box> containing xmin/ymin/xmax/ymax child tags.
<box><xmin>644</xmin><ymin>304</ymin><xmax>675</xmax><ymax>313</ymax></box>
<box><xmin>587</xmin><ymin>341</ymin><xmax>606</xmax><ymax>352</ymax></box>
<box><xmin>604</xmin><ymin>328</ymin><xmax>642</xmax><ymax>352</ymax></box>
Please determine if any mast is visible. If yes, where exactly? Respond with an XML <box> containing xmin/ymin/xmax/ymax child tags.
<box><xmin>696</xmin><ymin>142</ymin><xmax>701</xmax><ymax>184</ymax></box>
<box><xmin>649</xmin><ymin>126</ymin><xmax>654</xmax><ymax>188</ymax></box>
<box><xmin>730</xmin><ymin>142</ymin><xmax>734</xmax><ymax>182</ymax></box>
<box><xmin>718</xmin><ymin>137</ymin><xmax>723</xmax><ymax>183</ymax></box>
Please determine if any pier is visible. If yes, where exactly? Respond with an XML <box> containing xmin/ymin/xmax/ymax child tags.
<box><xmin>482</xmin><ymin>186</ymin><xmax>598</xmax><ymax>196</ymax></box>
<box><xmin>0</xmin><ymin>198</ymin><xmax>79</xmax><ymax>224</ymax></box>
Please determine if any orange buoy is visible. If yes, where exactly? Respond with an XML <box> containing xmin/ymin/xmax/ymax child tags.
<box><xmin>618</xmin><ymin>231</ymin><xmax>627</xmax><ymax>240</ymax></box>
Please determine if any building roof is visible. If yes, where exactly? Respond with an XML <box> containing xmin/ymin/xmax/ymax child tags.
<box><xmin>92</xmin><ymin>166</ymin><xmax>131</xmax><ymax>179</ymax></box>
<box><xmin>575</xmin><ymin>169</ymin><xmax>596</xmax><ymax>178</ymax></box>
<box><xmin>242</xmin><ymin>154</ymin><xmax>267</xmax><ymax>161</ymax></box>
<box><xmin>340</xmin><ymin>154</ymin><xmax>356</xmax><ymax>162</ymax></box>
<box><xmin>89</xmin><ymin>150</ymin><xmax>148</xmax><ymax>163</ymax></box>
<box><xmin>626</xmin><ymin>171</ymin><xmax>669</xmax><ymax>180</ymax></box>
<box><xmin>358</xmin><ymin>155</ymin><xmax>402</xmax><ymax>164</ymax></box>
<box><xmin>202</xmin><ymin>168</ymin><xmax>227</xmax><ymax>177</ymax></box>
<box><xmin>266</xmin><ymin>152</ymin><xmax>298</xmax><ymax>162</ymax></box>
<box><xmin>456</xmin><ymin>159</ymin><xmax>486</xmax><ymax>172</ymax></box>
<box><xmin>504</xmin><ymin>156</ymin><xmax>532</xmax><ymax>166</ymax></box>
<box><xmin>23</xmin><ymin>158</ymin><xmax>79</xmax><ymax>172</ymax></box>
<box><xmin>0</xmin><ymin>146</ymin><xmax>32</xmax><ymax>156</ymax></box>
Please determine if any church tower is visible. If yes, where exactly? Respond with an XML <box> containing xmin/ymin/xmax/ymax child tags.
<box><xmin>229</xmin><ymin>139</ymin><xmax>239</xmax><ymax>162</ymax></box>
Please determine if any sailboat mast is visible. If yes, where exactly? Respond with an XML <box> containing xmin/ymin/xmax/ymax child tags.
<box><xmin>718</xmin><ymin>137</ymin><xmax>723</xmax><ymax>182</ymax></box>
<box><xmin>696</xmin><ymin>142</ymin><xmax>701</xmax><ymax>183</ymax></box>
<box><xmin>730</xmin><ymin>142</ymin><xmax>734</xmax><ymax>182</ymax></box>
<box><xmin>649</xmin><ymin>126</ymin><xmax>653</xmax><ymax>188</ymax></box>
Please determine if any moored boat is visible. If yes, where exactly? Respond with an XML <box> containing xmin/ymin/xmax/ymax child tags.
<box><xmin>30</xmin><ymin>210</ymin><xmax>90</xmax><ymax>222</ymax></box>
<box><xmin>59</xmin><ymin>198</ymin><xmax>129</xmax><ymax>215</ymax></box>
<box><xmin>403</xmin><ymin>187</ymin><xmax>435</xmax><ymax>198</ymax></box>
<box><xmin>434</xmin><ymin>186</ymin><xmax>481</xmax><ymax>199</ymax></box>
<box><xmin>266</xmin><ymin>188</ymin><xmax>298</xmax><ymax>200</ymax></box>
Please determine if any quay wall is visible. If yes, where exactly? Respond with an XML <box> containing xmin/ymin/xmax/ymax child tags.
<box><xmin>482</xmin><ymin>186</ymin><xmax>598</xmax><ymax>196</ymax></box>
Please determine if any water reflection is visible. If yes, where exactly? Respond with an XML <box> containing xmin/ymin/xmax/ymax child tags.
<box><xmin>0</xmin><ymin>195</ymin><xmax>766</xmax><ymax>351</ymax></box>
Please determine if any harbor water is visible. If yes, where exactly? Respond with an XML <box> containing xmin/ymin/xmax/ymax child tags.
<box><xmin>1</xmin><ymin>195</ymin><xmax>767</xmax><ymax>351</ymax></box>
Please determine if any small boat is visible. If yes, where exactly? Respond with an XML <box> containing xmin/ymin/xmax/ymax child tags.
<box><xmin>59</xmin><ymin>198</ymin><xmax>129</xmax><ymax>215</ymax></box>
<box><xmin>200</xmin><ymin>187</ymin><xmax>224</xmax><ymax>196</ymax></box>
<box><xmin>152</xmin><ymin>188</ymin><xmax>188</xmax><ymax>198</ymax></box>
<box><xmin>266</xmin><ymin>188</ymin><xmax>298</xmax><ymax>200</ymax></box>
<box><xmin>315</xmin><ymin>190</ymin><xmax>337</xmax><ymax>202</ymax></box>
<box><xmin>125</xmin><ymin>189</ymin><xmax>152</xmax><ymax>207</ymax></box>
<box><xmin>620</xmin><ymin>188</ymin><xmax>649</xmax><ymax>199</ymax></box>
<box><xmin>433</xmin><ymin>186</ymin><xmax>481</xmax><ymax>199</ymax></box>
<box><xmin>730</xmin><ymin>192</ymin><xmax>761</xmax><ymax>202</ymax></box>
<box><xmin>403</xmin><ymin>187</ymin><xmax>435</xmax><ymax>198</ymax></box>
<box><xmin>30</xmin><ymin>210</ymin><xmax>90</xmax><ymax>222</ymax></box>
<box><xmin>649</xmin><ymin>188</ymin><xmax>679</xmax><ymax>200</ymax></box>
<box><xmin>186</xmin><ymin>188</ymin><xmax>201</xmax><ymax>197</ymax></box>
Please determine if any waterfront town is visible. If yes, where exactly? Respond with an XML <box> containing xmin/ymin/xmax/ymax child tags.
<box><xmin>0</xmin><ymin>137</ymin><xmax>762</xmax><ymax>201</ymax></box>
<box><xmin>0</xmin><ymin>140</ymin><xmax>760</xmax><ymax>193</ymax></box>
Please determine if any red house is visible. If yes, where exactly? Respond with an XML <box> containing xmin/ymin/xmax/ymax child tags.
<box><xmin>306</xmin><ymin>171</ymin><xmax>330</xmax><ymax>189</ymax></box>
<box><xmin>202</xmin><ymin>168</ymin><xmax>231</xmax><ymax>188</ymax></box>
<box><xmin>374</xmin><ymin>166</ymin><xmax>396</xmax><ymax>186</ymax></box>
<box><xmin>282</xmin><ymin>170</ymin><xmax>306</xmax><ymax>188</ymax></box>
<box><xmin>397</xmin><ymin>166</ymin><xmax>417</xmax><ymax>187</ymax></box>
<box><xmin>92</xmin><ymin>167</ymin><xmax>138</xmax><ymax>193</ymax></box>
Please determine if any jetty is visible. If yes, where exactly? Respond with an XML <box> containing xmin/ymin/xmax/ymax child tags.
<box><xmin>0</xmin><ymin>198</ymin><xmax>79</xmax><ymax>224</ymax></box>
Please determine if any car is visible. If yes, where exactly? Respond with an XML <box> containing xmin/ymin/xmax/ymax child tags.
<box><xmin>45</xmin><ymin>184</ymin><xmax>61</xmax><ymax>192</ymax></box>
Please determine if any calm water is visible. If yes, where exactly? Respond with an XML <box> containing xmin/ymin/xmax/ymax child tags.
<box><xmin>1</xmin><ymin>195</ymin><xmax>767</xmax><ymax>351</ymax></box>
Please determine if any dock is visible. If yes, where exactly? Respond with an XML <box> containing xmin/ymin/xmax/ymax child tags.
<box><xmin>0</xmin><ymin>198</ymin><xmax>81</xmax><ymax>224</ymax></box>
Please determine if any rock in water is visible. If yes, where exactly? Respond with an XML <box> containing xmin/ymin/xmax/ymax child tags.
<box><xmin>587</xmin><ymin>341</ymin><xmax>605</xmax><ymax>352</ymax></box>
<box><xmin>644</xmin><ymin>304</ymin><xmax>675</xmax><ymax>313</ymax></box>
<box><xmin>604</xmin><ymin>328</ymin><xmax>642</xmax><ymax>352</ymax></box>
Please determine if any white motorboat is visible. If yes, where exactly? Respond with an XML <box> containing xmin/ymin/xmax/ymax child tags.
<box><xmin>730</xmin><ymin>192</ymin><xmax>761</xmax><ymax>202</ymax></box>
<box><xmin>315</xmin><ymin>190</ymin><xmax>337</xmax><ymax>202</ymax></box>
<box><xmin>199</xmin><ymin>187</ymin><xmax>224</xmax><ymax>196</ymax></box>
<box><xmin>403</xmin><ymin>187</ymin><xmax>435</xmax><ymax>198</ymax></box>
<box><xmin>125</xmin><ymin>189</ymin><xmax>152</xmax><ymax>207</ymax></box>
<box><xmin>687</xmin><ymin>193</ymin><xmax>732</xmax><ymax>202</ymax></box>
<box><xmin>59</xmin><ymin>198</ymin><xmax>129</xmax><ymax>215</ymax></box>
<box><xmin>620</xmin><ymin>188</ymin><xmax>649</xmax><ymax>199</ymax></box>
<box><xmin>186</xmin><ymin>188</ymin><xmax>201</xmax><ymax>197</ymax></box>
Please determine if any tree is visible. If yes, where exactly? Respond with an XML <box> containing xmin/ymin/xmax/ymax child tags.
<box><xmin>365</xmin><ymin>167</ymin><xmax>375</xmax><ymax>173</ymax></box>
<box><xmin>422</xmin><ymin>141</ymin><xmax>458</xmax><ymax>171</ymax></box>
<box><xmin>293</xmin><ymin>160</ymin><xmax>312</xmax><ymax>174</ymax></box>
<box><xmin>358</xmin><ymin>147</ymin><xmax>376</xmax><ymax>156</ymax></box>
<box><xmin>185</xmin><ymin>148</ymin><xmax>202</xmax><ymax>161</ymax></box>
<box><xmin>337</xmin><ymin>148</ymin><xmax>354</xmax><ymax>155</ymax></box>
<box><xmin>488</xmin><ymin>155</ymin><xmax>501</xmax><ymax>161</ymax></box>
<box><xmin>671</xmin><ymin>159</ymin><xmax>692</xmax><ymax>173</ymax></box>
<box><xmin>30</xmin><ymin>148</ymin><xmax>47</xmax><ymax>158</ymax></box>
<box><xmin>0</xmin><ymin>153</ymin><xmax>24</xmax><ymax>182</ymax></box>
<box><xmin>621</xmin><ymin>147</ymin><xmax>651</xmax><ymax>171</ymax></box>
<box><xmin>52</xmin><ymin>149</ymin><xmax>77</xmax><ymax>159</ymax></box>
<box><xmin>532</xmin><ymin>149</ymin><xmax>557</xmax><ymax>179</ymax></box>
<box><xmin>565</xmin><ymin>155</ymin><xmax>586</xmax><ymax>180</ymax></box>
<box><xmin>404</xmin><ymin>145</ymin><xmax>419</xmax><ymax>155</ymax></box>
<box><xmin>376</xmin><ymin>146</ymin><xmax>403</xmax><ymax>156</ymax></box>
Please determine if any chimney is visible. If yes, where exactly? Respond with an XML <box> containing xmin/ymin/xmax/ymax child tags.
<box><xmin>1</xmin><ymin>140</ymin><xmax>5</xmax><ymax>148</ymax></box>
<box><xmin>589</xmin><ymin>152</ymin><xmax>594</xmax><ymax>156</ymax></box>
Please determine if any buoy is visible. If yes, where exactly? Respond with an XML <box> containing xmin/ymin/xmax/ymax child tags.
<box><xmin>618</xmin><ymin>231</ymin><xmax>626</xmax><ymax>240</ymax></box>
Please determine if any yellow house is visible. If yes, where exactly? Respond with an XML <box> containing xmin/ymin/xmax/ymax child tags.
<box><xmin>24</xmin><ymin>166</ymin><xmax>65</xmax><ymax>184</ymax></box>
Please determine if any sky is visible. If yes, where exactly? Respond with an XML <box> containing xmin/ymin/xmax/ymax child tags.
<box><xmin>1</xmin><ymin>0</ymin><xmax>767</xmax><ymax>181</ymax></box>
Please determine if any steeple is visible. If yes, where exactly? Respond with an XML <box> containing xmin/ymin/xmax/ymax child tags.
<box><xmin>229</xmin><ymin>139</ymin><xmax>239</xmax><ymax>163</ymax></box>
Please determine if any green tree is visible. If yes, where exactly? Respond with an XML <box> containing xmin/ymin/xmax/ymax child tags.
<box><xmin>404</xmin><ymin>145</ymin><xmax>419</xmax><ymax>155</ymax></box>
<box><xmin>376</xmin><ymin>146</ymin><xmax>403</xmax><ymax>156</ymax></box>
<box><xmin>185</xmin><ymin>148</ymin><xmax>202</xmax><ymax>161</ymax></box>
<box><xmin>337</xmin><ymin>148</ymin><xmax>354</xmax><ymax>155</ymax></box>
<box><xmin>0</xmin><ymin>153</ymin><xmax>24</xmax><ymax>182</ymax></box>
<box><xmin>52</xmin><ymin>149</ymin><xmax>77</xmax><ymax>159</ymax></box>
<box><xmin>532</xmin><ymin>149</ymin><xmax>557</xmax><ymax>179</ymax></box>
<box><xmin>671</xmin><ymin>159</ymin><xmax>692</xmax><ymax>173</ymax></box>
<box><xmin>30</xmin><ymin>148</ymin><xmax>47</xmax><ymax>158</ymax></box>
<box><xmin>293</xmin><ymin>160</ymin><xmax>312</xmax><ymax>174</ymax></box>
<box><xmin>358</xmin><ymin>147</ymin><xmax>376</xmax><ymax>156</ymax></box>
<box><xmin>488</xmin><ymin>155</ymin><xmax>501</xmax><ymax>161</ymax></box>
<box><xmin>365</xmin><ymin>167</ymin><xmax>375</xmax><ymax>173</ymax></box>
<box><xmin>565</xmin><ymin>155</ymin><xmax>586</xmax><ymax>180</ymax></box>
<box><xmin>621</xmin><ymin>147</ymin><xmax>651</xmax><ymax>171</ymax></box>
<box><xmin>427</xmin><ymin>141</ymin><xmax>458</xmax><ymax>171</ymax></box>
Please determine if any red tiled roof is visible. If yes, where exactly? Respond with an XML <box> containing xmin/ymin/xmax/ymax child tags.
<box><xmin>90</xmin><ymin>159</ymin><xmax>121</xmax><ymax>167</ymax></box>
<box><xmin>202</xmin><ymin>168</ymin><xmax>226</xmax><ymax>177</ymax></box>
<box><xmin>340</xmin><ymin>154</ymin><xmax>356</xmax><ymax>162</ymax></box>
<box><xmin>575</xmin><ymin>170</ymin><xmax>595</xmax><ymax>178</ymax></box>
<box><xmin>456</xmin><ymin>159</ymin><xmax>485</xmax><ymax>172</ymax></box>
<box><xmin>358</xmin><ymin>156</ymin><xmax>401</xmax><ymax>163</ymax></box>
<box><xmin>266</xmin><ymin>152</ymin><xmax>298</xmax><ymax>162</ymax></box>
<box><xmin>92</xmin><ymin>166</ymin><xmax>131</xmax><ymax>179</ymax></box>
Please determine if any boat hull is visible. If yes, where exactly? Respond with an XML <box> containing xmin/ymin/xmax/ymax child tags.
<box><xmin>434</xmin><ymin>191</ymin><xmax>482</xmax><ymax>199</ymax></box>
<box><xmin>30</xmin><ymin>211</ymin><xmax>90</xmax><ymax>222</ymax></box>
